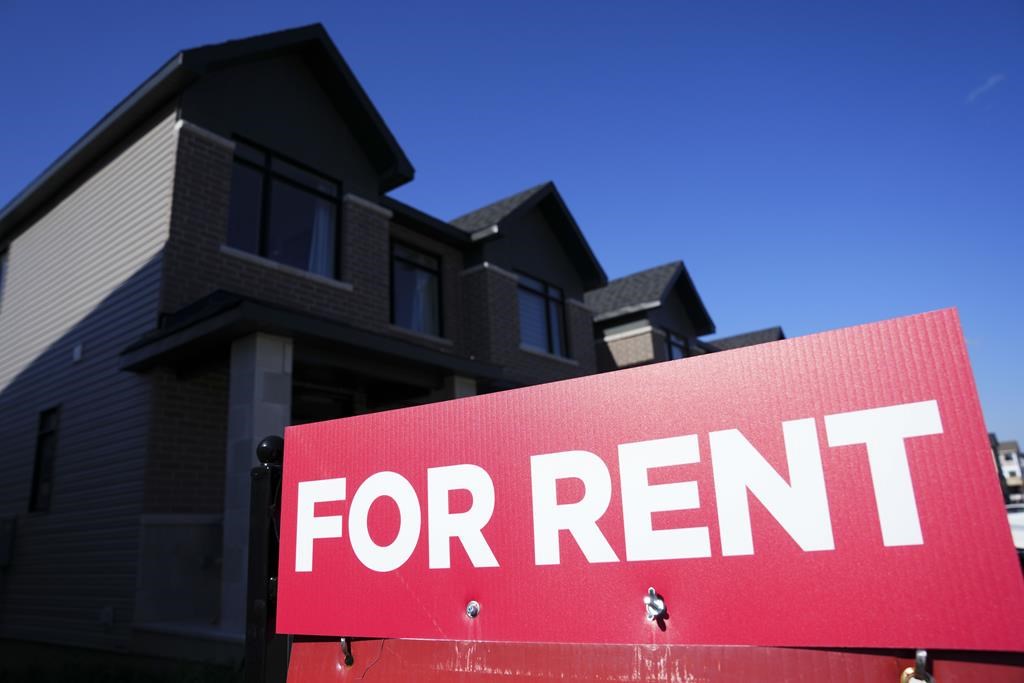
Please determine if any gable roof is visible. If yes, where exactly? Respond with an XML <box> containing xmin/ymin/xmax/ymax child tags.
<box><xmin>452</xmin><ymin>182</ymin><xmax>607</xmax><ymax>290</ymax></box>
<box><xmin>0</xmin><ymin>24</ymin><xmax>413</xmax><ymax>242</ymax></box>
<box><xmin>708</xmin><ymin>326</ymin><xmax>785</xmax><ymax>351</ymax></box>
<box><xmin>585</xmin><ymin>261</ymin><xmax>715</xmax><ymax>336</ymax></box>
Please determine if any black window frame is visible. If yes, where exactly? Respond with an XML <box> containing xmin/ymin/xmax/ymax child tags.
<box><xmin>390</xmin><ymin>240</ymin><xmax>443</xmax><ymax>338</ymax></box>
<box><xmin>666</xmin><ymin>330</ymin><xmax>688</xmax><ymax>360</ymax></box>
<box><xmin>227</xmin><ymin>139</ymin><xmax>344</xmax><ymax>279</ymax></box>
<box><xmin>29</xmin><ymin>406</ymin><xmax>60</xmax><ymax>513</ymax></box>
<box><xmin>517</xmin><ymin>272</ymin><xmax>569</xmax><ymax>357</ymax></box>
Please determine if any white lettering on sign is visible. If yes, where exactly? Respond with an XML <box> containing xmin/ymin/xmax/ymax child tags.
<box><xmin>530</xmin><ymin>451</ymin><xmax>620</xmax><ymax>565</ymax></box>
<box><xmin>427</xmin><ymin>464</ymin><xmax>499</xmax><ymax>569</ymax></box>
<box><xmin>825</xmin><ymin>400</ymin><xmax>943</xmax><ymax>546</ymax></box>
<box><xmin>618</xmin><ymin>435</ymin><xmax>710</xmax><ymax>561</ymax></box>
<box><xmin>711</xmin><ymin>418</ymin><xmax>834</xmax><ymax>556</ymax></box>
<box><xmin>292</xmin><ymin>400</ymin><xmax>944</xmax><ymax>572</ymax></box>
<box><xmin>348</xmin><ymin>471</ymin><xmax>421</xmax><ymax>572</ymax></box>
<box><xmin>295</xmin><ymin>478</ymin><xmax>346</xmax><ymax>572</ymax></box>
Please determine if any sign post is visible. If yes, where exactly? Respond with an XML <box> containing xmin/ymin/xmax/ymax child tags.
<box><xmin>271</xmin><ymin>309</ymin><xmax>1024</xmax><ymax>678</ymax></box>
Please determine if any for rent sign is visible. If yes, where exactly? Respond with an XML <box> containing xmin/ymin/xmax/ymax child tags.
<box><xmin>276</xmin><ymin>309</ymin><xmax>1024</xmax><ymax>651</ymax></box>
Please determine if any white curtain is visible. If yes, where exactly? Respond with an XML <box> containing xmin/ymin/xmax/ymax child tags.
<box><xmin>412</xmin><ymin>270</ymin><xmax>438</xmax><ymax>334</ymax></box>
<box><xmin>307</xmin><ymin>199</ymin><xmax>334</xmax><ymax>277</ymax></box>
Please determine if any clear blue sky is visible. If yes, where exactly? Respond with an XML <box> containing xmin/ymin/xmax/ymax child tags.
<box><xmin>1</xmin><ymin>1</ymin><xmax>1021</xmax><ymax>441</ymax></box>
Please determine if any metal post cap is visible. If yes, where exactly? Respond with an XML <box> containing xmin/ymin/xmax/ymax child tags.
<box><xmin>256</xmin><ymin>435</ymin><xmax>284</xmax><ymax>465</ymax></box>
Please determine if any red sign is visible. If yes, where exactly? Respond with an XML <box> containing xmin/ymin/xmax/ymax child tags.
<box><xmin>276</xmin><ymin>309</ymin><xmax>1024</xmax><ymax>651</ymax></box>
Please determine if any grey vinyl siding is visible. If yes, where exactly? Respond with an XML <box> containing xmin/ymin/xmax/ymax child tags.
<box><xmin>0</xmin><ymin>107</ymin><xmax>178</xmax><ymax>649</ymax></box>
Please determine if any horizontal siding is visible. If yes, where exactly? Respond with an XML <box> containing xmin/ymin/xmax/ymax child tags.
<box><xmin>0</xmin><ymin>106</ymin><xmax>178</xmax><ymax>648</ymax></box>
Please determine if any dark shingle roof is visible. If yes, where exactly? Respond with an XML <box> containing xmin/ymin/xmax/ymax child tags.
<box><xmin>584</xmin><ymin>262</ymin><xmax>680</xmax><ymax>320</ymax></box>
<box><xmin>449</xmin><ymin>183</ymin><xmax>549</xmax><ymax>234</ymax></box>
<box><xmin>708</xmin><ymin>326</ymin><xmax>785</xmax><ymax>351</ymax></box>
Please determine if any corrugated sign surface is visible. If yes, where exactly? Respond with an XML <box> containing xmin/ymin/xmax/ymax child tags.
<box><xmin>277</xmin><ymin>309</ymin><xmax>1024</xmax><ymax>650</ymax></box>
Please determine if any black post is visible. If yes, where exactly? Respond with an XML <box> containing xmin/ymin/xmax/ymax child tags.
<box><xmin>245</xmin><ymin>435</ymin><xmax>289</xmax><ymax>683</ymax></box>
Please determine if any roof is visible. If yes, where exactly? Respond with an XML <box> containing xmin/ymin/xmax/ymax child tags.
<box><xmin>380</xmin><ymin>196</ymin><xmax>471</xmax><ymax>246</ymax></box>
<box><xmin>584</xmin><ymin>261</ymin><xmax>715</xmax><ymax>336</ymax></box>
<box><xmin>708</xmin><ymin>326</ymin><xmax>786</xmax><ymax>351</ymax></box>
<box><xmin>450</xmin><ymin>183</ymin><xmax>548</xmax><ymax>234</ymax></box>
<box><xmin>452</xmin><ymin>182</ymin><xmax>607</xmax><ymax>290</ymax></box>
<box><xmin>0</xmin><ymin>24</ymin><xmax>413</xmax><ymax>243</ymax></box>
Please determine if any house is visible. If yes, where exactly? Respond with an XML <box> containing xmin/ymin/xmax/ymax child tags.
<box><xmin>997</xmin><ymin>440</ymin><xmax>1023</xmax><ymax>503</ymax></box>
<box><xmin>0</xmin><ymin>25</ymin><xmax>724</xmax><ymax>661</ymax></box>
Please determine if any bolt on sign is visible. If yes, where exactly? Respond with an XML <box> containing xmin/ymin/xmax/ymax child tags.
<box><xmin>276</xmin><ymin>309</ymin><xmax>1024</xmax><ymax>651</ymax></box>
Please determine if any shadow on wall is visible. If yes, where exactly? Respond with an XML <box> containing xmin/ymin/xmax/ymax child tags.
<box><xmin>0</xmin><ymin>252</ymin><xmax>227</xmax><ymax>650</ymax></box>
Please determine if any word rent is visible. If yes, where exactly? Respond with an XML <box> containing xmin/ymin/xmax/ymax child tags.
<box><xmin>295</xmin><ymin>400</ymin><xmax>942</xmax><ymax>573</ymax></box>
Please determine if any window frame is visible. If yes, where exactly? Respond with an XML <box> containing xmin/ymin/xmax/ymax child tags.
<box><xmin>516</xmin><ymin>272</ymin><xmax>569</xmax><ymax>357</ymax></box>
<box><xmin>29</xmin><ymin>406</ymin><xmax>60</xmax><ymax>513</ymax></box>
<box><xmin>228</xmin><ymin>139</ymin><xmax>344</xmax><ymax>279</ymax></box>
<box><xmin>666</xmin><ymin>330</ymin><xmax>688</xmax><ymax>360</ymax></box>
<box><xmin>390</xmin><ymin>240</ymin><xmax>443</xmax><ymax>338</ymax></box>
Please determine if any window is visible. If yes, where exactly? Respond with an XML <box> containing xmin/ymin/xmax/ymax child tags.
<box><xmin>226</xmin><ymin>141</ymin><xmax>341</xmax><ymax>278</ymax></box>
<box><xmin>518</xmin><ymin>274</ymin><xmax>567</xmax><ymax>356</ymax></box>
<box><xmin>666</xmin><ymin>331</ymin><xmax>688</xmax><ymax>360</ymax></box>
<box><xmin>30</xmin><ymin>407</ymin><xmax>59</xmax><ymax>512</ymax></box>
<box><xmin>391</xmin><ymin>243</ymin><xmax>441</xmax><ymax>336</ymax></box>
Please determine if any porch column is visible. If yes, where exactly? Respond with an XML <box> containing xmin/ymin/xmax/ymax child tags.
<box><xmin>220</xmin><ymin>333</ymin><xmax>293</xmax><ymax>635</ymax></box>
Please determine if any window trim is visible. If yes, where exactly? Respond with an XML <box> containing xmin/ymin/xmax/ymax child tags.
<box><xmin>29</xmin><ymin>406</ymin><xmax>60</xmax><ymax>513</ymax></box>
<box><xmin>390</xmin><ymin>240</ymin><xmax>444</xmax><ymax>338</ymax></box>
<box><xmin>228</xmin><ymin>138</ymin><xmax>343</xmax><ymax>279</ymax></box>
<box><xmin>516</xmin><ymin>272</ymin><xmax>569</xmax><ymax>358</ymax></box>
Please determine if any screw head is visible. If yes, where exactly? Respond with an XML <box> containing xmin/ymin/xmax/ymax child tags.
<box><xmin>644</xmin><ymin>587</ymin><xmax>666</xmax><ymax>621</ymax></box>
<box><xmin>466</xmin><ymin>600</ymin><xmax>481</xmax><ymax>618</ymax></box>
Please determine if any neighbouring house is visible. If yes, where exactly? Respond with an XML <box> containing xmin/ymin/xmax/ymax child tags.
<box><xmin>997</xmin><ymin>440</ymin><xmax>1023</xmax><ymax>503</ymax></box>
<box><xmin>0</xmin><ymin>24</ymin><xmax>742</xmax><ymax>662</ymax></box>
<box><xmin>584</xmin><ymin>261</ymin><xmax>715</xmax><ymax>371</ymax></box>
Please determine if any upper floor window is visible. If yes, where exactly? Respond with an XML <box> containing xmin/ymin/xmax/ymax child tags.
<box><xmin>391</xmin><ymin>243</ymin><xmax>441</xmax><ymax>337</ymax></box>
<box><xmin>30</xmin><ymin>407</ymin><xmax>60</xmax><ymax>512</ymax></box>
<box><xmin>226</xmin><ymin>141</ymin><xmax>341</xmax><ymax>278</ymax></box>
<box><xmin>518</xmin><ymin>274</ymin><xmax>567</xmax><ymax>357</ymax></box>
<box><xmin>666</xmin><ymin>331</ymin><xmax>688</xmax><ymax>360</ymax></box>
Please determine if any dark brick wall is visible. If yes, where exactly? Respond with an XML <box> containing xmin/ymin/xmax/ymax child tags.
<box><xmin>143</xmin><ymin>363</ymin><xmax>228</xmax><ymax>514</ymax></box>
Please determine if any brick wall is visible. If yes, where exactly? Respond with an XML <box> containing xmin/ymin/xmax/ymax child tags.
<box><xmin>144</xmin><ymin>362</ymin><xmax>229</xmax><ymax>514</ymax></box>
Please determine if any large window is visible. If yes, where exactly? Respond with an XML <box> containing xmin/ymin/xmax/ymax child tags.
<box><xmin>518</xmin><ymin>274</ymin><xmax>567</xmax><ymax>357</ymax></box>
<box><xmin>226</xmin><ymin>141</ymin><xmax>341</xmax><ymax>279</ymax></box>
<box><xmin>30</xmin><ymin>407</ymin><xmax>59</xmax><ymax>512</ymax></box>
<box><xmin>391</xmin><ymin>243</ymin><xmax>441</xmax><ymax>337</ymax></box>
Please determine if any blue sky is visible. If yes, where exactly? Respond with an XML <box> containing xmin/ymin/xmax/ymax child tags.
<box><xmin>1</xmin><ymin>1</ymin><xmax>1021</xmax><ymax>442</ymax></box>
